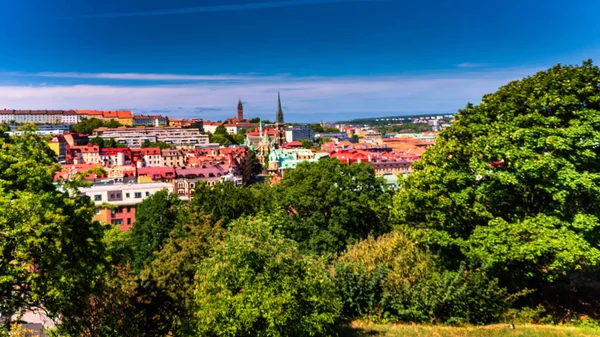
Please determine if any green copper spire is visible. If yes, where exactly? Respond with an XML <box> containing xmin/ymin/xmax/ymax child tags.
<box><xmin>276</xmin><ymin>92</ymin><xmax>284</xmax><ymax>124</ymax></box>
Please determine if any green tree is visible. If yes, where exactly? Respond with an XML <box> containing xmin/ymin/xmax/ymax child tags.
<box><xmin>299</xmin><ymin>139</ymin><xmax>316</xmax><ymax>149</ymax></box>
<box><xmin>0</xmin><ymin>130</ymin><xmax>106</xmax><ymax>329</ymax></box>
<box><xmin>317</xmin><ymin>136</ymin><xmax>333</xmax><ymax>145</ymax></box>
<box><xmin>141</xmin><ymin>140</ymin><xmax>174</xmax><ymax>149</ymax></box>
<box><xmin>144</xmin><ymin>214</ymin><xmax>223</xmax><ymax>335</ymax></box>
<box><xmin>393</xmin><ymin>60</ymin><xmax>600</xmax><ymax>288</ymax></box>
<box><xmin>129</xmin><ymin>189</ymin><xmax>181</xmax><ymax>270</ymax></box>
<box><xmin>194</xmin><ymin>217</ymin><xmax>342</xmax><ymax>337</ymax></box>
<box><xmin>89</xmin><ymin>135</ymin><xmax>104</xmax><ymax>148</ymax></box>
<box><xmin>190</xmin><ymin>181</ymin><xmax>266</xmax><ymax>226</ymax></box>
<box><xmin>71</xmin><ymin>118</ymin><xmax>105</xmax><ymax>134</ymax></box>
<box><xmin>249</xmin><ymin>117</ymin><xmax>261</xmax><ymax>123</ymax></box>
<box><xmin>274</xmin><ymin>158</ymin><xmax>392</xmax><ymax>255</ymax></box>
<box><xmin>333</xmin><ymin>231</ymin><xmax>508</xmax><ymax>324</ymax></box>
<box><xmin>248</xmin><ymin>150</ymin><xmax>263</xmax><ymax>177</ymax></box>
<box><xmin>104</xmin><ymin>118</ymin><xmax>121</xmax><ymax>128</ymax></box>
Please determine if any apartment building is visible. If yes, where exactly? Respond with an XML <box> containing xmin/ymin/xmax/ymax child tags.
<box><xmin>80</xmin><ymin>182</ymin><xmax>173</xmax><ymax>231</ymax></box>
<box><xmin>76</xmin><ymin>110</ymin><xmax>134</xmax><ymax>126</ymax></box>
<box><xmin>132</xmin><ymin>148</ymin><xmax>163</xmax><ymax>167</ymax></box>
<box><xmin>0</xmin><ymin>110</ymin><xmax>81</xmax><ymax>124</ymax></box>
<box><xmin>162</xmin><ymin>149</ymin><xmax>185</xmax><ymax>167</ymax></box>
<box><xmin>93</xmin><ymin>126</ymin><xmax>209</xmax><ymax>148</ymax></box>
<box><xmin>133</xmin><ymin>115</ymin><xmax>168</xmax><ymax>126</ymax></box>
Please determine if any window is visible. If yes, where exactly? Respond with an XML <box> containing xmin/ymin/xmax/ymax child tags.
<box><xmin>95</xmin><ymin>208</ymin><xmax>101</xmax><ymax>214</ymax></box>
<box><xmin>127</xmin><ymin>206</ymin><xmax>131</xmax><ymax>212</ymax></box>
<box><xmin>134</xmin><ymin>192</ymin><xmax>142</xmax><ymax>198</ymax></box>
<box><xmin>111</xmin><ymin>219</ymin><xmax>123</xmax><ymax>225</ymax></box>
<box><xmin>127</xmin><ymin>218</ymin><xmax>131</xmax><ymax>225</ymax></box>
<box><xmin>126</xmin><ymin>193</ymin><xmax>130</xmax><ymax>198</ymax></box>
<box><xmin>94</xmin><ymin>195</ymin><xmax>102</xmax><ymax>201</ymax></box>
<box><xmin>145</xmin><ymin>192</ymin><xmax>150</xmax><ymax>197</ymax></box>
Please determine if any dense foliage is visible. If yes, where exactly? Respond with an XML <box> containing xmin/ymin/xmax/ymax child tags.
<box><xmin>333</xmin><ymin>232</ymin><xmax>507</xmax><ymax>324</ymax></box>
<box><xmin>71</xmin><ymin>118</ymin><xmax>121</xmax><ymax>134</ymax></box>
<box><xmin>393</xmin><ymin>61</ymin><xmax>600</xmax><ymax>291</ymax></box>
<box><xmin>128</xmin><ymin>189</ymin><xmax>181</xmax><ymax>270</ymax></box>
<box><xmin>0</xmin><ymin>131</ymin><xmax>106</xmax><ymax>329</ymax></box>
<box><xmin>274</xmin><ymin>158</ymin><xmax>392</xmax><ymax>255</ymax></box>
<box><xmin>194</xmin><ymin>218</ymin><xmax>342</xmax><ymax>337</ymax></box>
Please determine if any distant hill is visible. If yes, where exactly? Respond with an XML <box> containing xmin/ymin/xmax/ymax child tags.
<box><xmin>338</xmin><ymin>113</ymin><xmax>455</xmax><ymax>126</ymax></box>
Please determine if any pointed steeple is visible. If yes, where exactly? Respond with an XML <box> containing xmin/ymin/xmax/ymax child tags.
<box><xmin>237</xmin><ymin>98</ymin><xmax>244</xmax><ymax>121</ymax></box>
<box><xmin>276</xmin><ymin>92</ymin><xmax>284</xmax><ymax>124</ymax></box>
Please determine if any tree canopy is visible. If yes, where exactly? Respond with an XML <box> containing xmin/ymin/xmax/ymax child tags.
<box><xmin>71</xmin><ymin>118</ymin><xmax>122</xmax><ymax>135</ymax></box>
<box><xmin>393</xmin><ymin>60</ymin><xmax>600</xmax><ymax>287</ymax></box>
<box><xmin>194</xmin><ymin>217</ymin><xmax>342</xmax><ymax>337</ymax></box>
<box><xmin>274</xmin><ymin>158</ymin><xmax>392</xmax><ymax>255</ymax></box>
<box><xmin>0</xmin><ymin>130</ymin><xmax>106</xmax><ymax>328</ymax></box>
<box><xmin>128</xmin><ymin>189</ymin><xmax>182</xmax><ymax>270</ymax></box>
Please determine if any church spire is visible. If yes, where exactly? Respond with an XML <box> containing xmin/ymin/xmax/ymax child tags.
<box><xmin>276</xmin><ymin>92</ymin><xmax>284</xmax><ymax>124</ymax></box>
<box><xmin>237</xmin><ymin>98</ymin><xmax>244</xmax><ymax>121</ymax></box>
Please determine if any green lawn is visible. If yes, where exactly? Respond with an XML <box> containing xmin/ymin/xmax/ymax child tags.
<box><xmin>342</xmin><ymin>321</ymin><xmax>600</xmax><ymax>337</ymax></box>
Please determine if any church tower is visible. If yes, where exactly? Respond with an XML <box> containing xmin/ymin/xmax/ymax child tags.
<box><xmin>237</xmin><ymin>99</ymin><xmax>244</xmax><ymax>121</ymax></box>
<box><xmin>275</xmin><ymin>92</ymin><xmax>286</xmax><ymax>148</ymax></box>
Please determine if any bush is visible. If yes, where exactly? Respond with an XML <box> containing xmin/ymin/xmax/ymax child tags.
<box><xmin>194</xmin><ymin>217</ymin><xmax>342</xmax><ymax>337</ymax></box>
<box><xmin>332</xmin><ymin>231</ymin><xmax>508</xmax><ymax>324</ymax></box>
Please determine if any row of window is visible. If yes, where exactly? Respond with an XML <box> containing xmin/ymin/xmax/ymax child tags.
<box><xmin>93</xmin><ymin>191</ymin><xmax>150</xmax><ymax>201</ymax></box>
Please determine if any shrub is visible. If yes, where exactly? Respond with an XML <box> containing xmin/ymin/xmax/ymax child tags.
<box><xmin>194</xmin><ymin>217</ymin><xmax>342</xmax><ymax>337</ymax></box>
<box><xmin>333</xmin><ymin>231</ymin><xmax>508</xmax><ymax>324</ymax></box>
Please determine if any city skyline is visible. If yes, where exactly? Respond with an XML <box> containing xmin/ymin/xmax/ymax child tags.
<box><xmin>1</xmin><ymin>0</ymin><xmax>600</xmax><ymax>122</ymax></box>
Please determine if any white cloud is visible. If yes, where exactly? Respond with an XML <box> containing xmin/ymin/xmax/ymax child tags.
<box><xmin>0</xmin><ymin>68</ymin><xmax>540</xmax><ymax>122</ymax></box>
<box><xmin>454</xmin><ymin>62</ymin><xmax>489</xmax><ymax>68</ymax></box>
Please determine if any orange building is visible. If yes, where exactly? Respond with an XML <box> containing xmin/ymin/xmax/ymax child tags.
<box><xmin>75</xmin><ymin>110</ymin><xmax>134</xmax><ymax>126</ymax></box>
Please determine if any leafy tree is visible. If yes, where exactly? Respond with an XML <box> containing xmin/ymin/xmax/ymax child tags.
<box><xmin>0</xmin><ymin>130</ymin><xmax>106</xmax><ymax>329</ymax></box>
<box><xmin>141</xmin><ymin>140</ymin><xmax>174</xmax><ymax>149</ymax></box>
<box><xmin>194</xmin><ymin>217</ymin><xmax>342</xmax><ymax>337</ymax></box>
<box><xmin>89</xmin><ymin>135</ymin><xmax>104</xmax><ymax>148</ymax></box>
<box><xmin>144</xmin><ymin>213</ymin><xmax>223</xmax><ymax>335</ymax></box>
<box><xmin>274</xmin><ymin>158</ymin><xmax>392</xmax><ymax>255</ymax></box>
<box><xmin>190</xmin><ymin>181</ymin><xmax>266</xmax><ymax>226</ymax></box>
<box><xmin>333</xmin><ymin>231</ymin><xmax>508</xmax><ymax>324</ymax></box>
<box><xmin>104</xmin><ymin>118</ymin><xmax>121</xmax><ymax>128</ymax></box>
<box><xmin>71</xmin><ymin>118</ymin><xmax>105</xmax><ymax>135</ymax></box>
<box><xmin>129</xmin><ymin>189</ymin><xmax>181</xmax><ymax>270</ymax></box>
<box><xmin>351</xmin><ymin>134</ymin><xmax>359</xmax><ymax>143</ymax></box>
<box><xmin>393</xmin><ymin>61</ymin><xmax>600</xmax><ymax>288</ymax></box>
<box><xmin>57</xmin><ymin>264</ymin><xmax>176</xmax><ymax>337</ymax></box>
<box><xmin>248</xmin><ymin>150</ymin><xmax>263</xmax><ymax>177</ymax></box>
<box><xmin>103</xmin><ymin>138</ymin><xmax>127</xmax><ymax>148</ymax></box>
<box><xmin>299</xmin><ymin>139</ymin><xmax>316</xmax><ymax>149</ymax></box>
<box><xmin>317</xmin><ymin>136</ymin><xmax>333</xmax><ymax>145</ymax></box>
<box><xmin>249</xmin><ymin>117</ymin><xmax>261</xmax><ymax>123</ymax></box>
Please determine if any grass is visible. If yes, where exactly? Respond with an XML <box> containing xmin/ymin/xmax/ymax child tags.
<box><xmin>342</xmin><ymin>321</ymin><xmax>600</xmax><ymax>337</ymax></box>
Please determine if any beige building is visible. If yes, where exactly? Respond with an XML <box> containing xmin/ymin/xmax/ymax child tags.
<box><xmin>162</xmin><ymin>149</ymin><xmax>185</xmax><ymax>167</ymax></box>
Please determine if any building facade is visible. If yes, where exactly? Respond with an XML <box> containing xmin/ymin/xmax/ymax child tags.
<box><xmin>80</xmin><ymin>182</ymin><xmax>174</xmax><ymax>231</ymax></box>
<box><xmin>0</xmin><ymin>110</ymin><xmax>81</xmax><ymax>124</ymax></box>
<box><xmin>93</xmin><ymin>126</ymin><xmax>209</xmax><ymax>148</ymax></box>
<box><xmin>285</xmin><ymin>124</ymin><xmax>314</xmax><ymax>142</ymax></box>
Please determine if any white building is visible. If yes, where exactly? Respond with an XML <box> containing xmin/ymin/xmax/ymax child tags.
<box><xmin>285</xmin><ymin>125</ymin><xmax>314</xmax><ymax>142</ymax></box>
<box><xmin>0</xmin><ymin>110</ymin><xmax>81</xmax><ymax>124</ymax></box>
<box><xmin>93</xmin><ymin>126</ymin><xmax>209</xmax><ymax>148</ymax></box>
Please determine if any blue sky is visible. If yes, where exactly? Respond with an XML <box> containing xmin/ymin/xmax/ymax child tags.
<box><xmin>1</xmin><ymin>0</ymin><xmax>599</xmax><ymax>122</ymax></box>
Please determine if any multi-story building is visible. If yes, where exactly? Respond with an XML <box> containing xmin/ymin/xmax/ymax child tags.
<box><xmin>99</xmin><ymin>148</ymin><xmax>133</xmax><ymax>167</ymax></box>
<box><xmin>285</xmin><ymin>124</ymin><xmax>314</xmax><ymax>142</ymax></box>
<box><xmin>79</xmin><ymin>182</ymin><xmax>173</xmax><ymax>231</ymax></box>
<box><xmin>0</xmin><ymin>110</ymin><xmax>81</xmax><ymax>124</ymax></box>
<box><xmin>162</xmin><ymin>148</ymin><xmax>185</xmax><ymax>167</ymax></box>
<box><xmin>75</xmin><ymin>110</ymin><xmax>134</xmax><ymax>126</ymax></box>
<box><xmin>131</xmin><ymin>148</ymin><xmax>163</xmax><ymax>167</ymax></box>
<box><xmin>48</xmin><ymin>135</ymin><xmax>68</xmax><ymax>162</ymax></box>
<box><xmin>133</xmin><ymin>115</ymin><xmax>168</xmax><ymax>126</ymax></box>
<box><xmin>93</xmin><ymin>127</ymin><xmax>209</xmax><ymax>148</ymax></box>
<box><xmin>174</xmin><ymin>166</ymin><xmax>235</xmax><ymax>200</ymax></box>
<box><xmin>267</xmin><ymin>148</ymin><xmax>329</xmax><ymax>176</ymax></box>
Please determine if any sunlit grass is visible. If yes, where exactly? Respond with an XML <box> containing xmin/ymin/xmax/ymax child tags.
<box><xmin>343</xmin><ymin>321</ymin><xmax>600</xmax><ymax>337</ymax></box>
